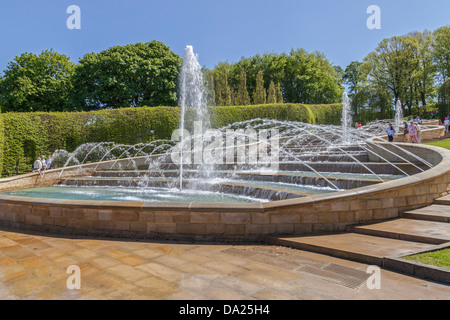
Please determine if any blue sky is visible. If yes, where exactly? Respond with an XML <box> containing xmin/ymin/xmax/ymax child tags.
<box><xmin>0</xmin><ymin>0</ymin><xmax>449</xmax><ymax>73</ymax></box>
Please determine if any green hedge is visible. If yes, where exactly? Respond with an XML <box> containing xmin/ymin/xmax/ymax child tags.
<box><xmin>0</xmin><ymin>103</ymin><xmax>342</xmax><ymax>176</ymax></box>
<box><xmin>209</xmin><ymin>103</ymin><xmax>342</xmax><ymax>128</ymax></box>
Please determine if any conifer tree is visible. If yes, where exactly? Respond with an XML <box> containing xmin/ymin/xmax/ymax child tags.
<box><xmin>267</xmin><ymin>81</ymin><xmax>277</xmax><ymax>104</ymax></box>
<box><xmin>204</xmin><ymin>71</ymin><xmax>215</xmax><ymax>106</ymax></box>
<box><xmin>215</xmin><ymin>69</ymin><xmax>232</xmax><ymax>106</ymax></box>
<box><xmin>237</xmin><ymin>68</ymin><xmax>251</xmax><ymax>105</ymax></box>
<box><xmin>253</xmin><ymin>70</ymin><xmax>266</xmax><ymax>105</ymax></box>
<box><xmin>275</xmin><ymin>82</ymin><xmax>284</xmax><ymax>103</ymax></box>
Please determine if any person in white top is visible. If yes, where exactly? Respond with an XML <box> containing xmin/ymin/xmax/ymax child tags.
<box><xmin>33</xmin><ymin>156</ymin><xmax>46</xmax><ymax>178</ymax></box>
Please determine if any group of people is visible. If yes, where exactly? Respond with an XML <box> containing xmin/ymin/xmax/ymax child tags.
<box><xmin>404</xmin><ymin>120</ymin><xmax>422</xmax><ymax>144</ymax></box>
<box><xmin>32</xmin><ymin>155</ymin><xmax>52</xmax><ymax>177</ymax></box>
<box><xmin>386</xmin><ymin>117</ymin><xmax>423</xmax><ymax>144</ymax></box>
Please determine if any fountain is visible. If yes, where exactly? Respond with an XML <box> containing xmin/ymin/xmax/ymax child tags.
<box><xmin>1</xmin><ymin>46</ymin><xmax>448</xmax><ymax>240</ymax></box>
<box><xmin>395</xmin><ymin>100</ymin><xmax>404</xmax><ymax>134</ymax></box>
<box><xmin>1</xmin><ymin>77</ymin><xmax>434</xmax><ymax>204</ymax></box>
<box><xmin>177</xmin><ymin>45</ymin><xmax>210</xmax><ymax>191</ymax></box>
<box><xmin>341</xmin><ymin>92</ymin><xmax>353</xmax><ymax>144</ymax></box>
<box><xmin>1</xmin><ymin>118</ymin><xmax>431</xmax><ymax>203</ymax></box>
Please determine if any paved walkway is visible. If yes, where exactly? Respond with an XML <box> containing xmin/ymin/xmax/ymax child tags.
<box><xmin>272</xmin><ymin>196</ymin><xmax>450</xmax><ymax>270</ymax></box>
<box><xmin>0</xmin><ymin>228</ymin><xmax>449</xmax><ymax>300</ymax></box>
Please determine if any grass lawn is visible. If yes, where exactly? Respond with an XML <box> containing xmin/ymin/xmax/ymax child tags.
<box><xmin>403</xmin><ymin>249</ymin><xmax>450</xmax><ymax>270</ymax></box>
<box><xmin>424</xmin><ymin>138</ymin><xmax>450</xmax><ymax>150</ymax></box>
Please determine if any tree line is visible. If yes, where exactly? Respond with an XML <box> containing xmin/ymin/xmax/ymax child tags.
<box><xmin>344</xmin><ymin>25</ymin><xmax>450</xmax><ymax>122</ymax></box>
<box><xmin>0</xmin><ymin>42</ymin><xmax>344</xmax><ymax>112</ymax></box>
<box><xmin>204</xmin><ymin>49</ymin><xmax>344</xmax><ymax>107</ymax></box>
<box><xmin>0</xmin><ymin>41</ymin><xmax>183</xmax><ymax>112</ymax></box>
<box><xmin>0</xmin><ymin>25</ymin><xmax>449</xmax><ymax>123</ymax></box>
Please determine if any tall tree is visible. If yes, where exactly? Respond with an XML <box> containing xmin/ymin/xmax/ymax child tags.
<box><xmin>408</xmin><ymin>30</ymin><xmax>436</xmax><ymax>112</ymax></box>
<box><xmin>215</xmin><ymin>67</ymin><xmax>232</xmax><ymax>106</ymax></box>
<box><xmin>236</xmin><ymin>68</ymin><xmax>250</xmax><ymax>105</ymax></box>
<box><xmin>204</xmin><ymin>70</ymin><xmax>215</xmax><ymax>106</ymax></box>
<box><xmin>432</xmin><ymin>26</ymin><xmax>450</xmax><ymax>84</ymax></box>
<box><xmin>275</xmin><ymin>82</ymin><xmax>283</xmax><ymax>103</ymax></box>
<box><xmin>438</xmin><ymin>79</ymin><xmax>450</xmax><ymax>120</ymax></box>
<box><xmin>0</xmin><ymin>50</ymin><xmax>75</xmax><ymax>112</ymax></box>
<box><xmin>267</xmin><ymin>81</ymin><xmax>277</xmax><ymax>104</ymax></box>
<box><xmin>71</xmin><ymin>41</ymin><xmax>182</xmax><ymax>110</ymax></box>
<box><xmin>363</xmin><ymin>36</ymin><xmax>417</xmax><ymax>115</ymax></box>
<box><xmin>253</xmin><ymin>70</ymin><xmax>266</xmax><ymax>105</ymax></box>
<box><xmin>343</xmin><ymin>61</ymin><xmax>365</xmax><ymax>119</ymax></box>
<box><xmin>343</xmin><ymin>61</ymin><xmax>363</xmax><ymax>98</ymax></box>
<box><xmin>284</xmin><ymin>49</ymin><xmax>343</xmax><ymax>104</ymax></box>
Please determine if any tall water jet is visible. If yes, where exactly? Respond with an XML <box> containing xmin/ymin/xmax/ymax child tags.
<box><xmin>395</xmin><ymin>100</ymin><xmax>404</xmax><ymax>133</ymax></box>
<box><xmin>341</xmin><ymin>92</ymin><xmax>353</xmax><ymax>144</ymax></box>
<box><xmin>177</xmin><ymin>45</ymin><xmax>209</xmax><ymax>190</ymax></box>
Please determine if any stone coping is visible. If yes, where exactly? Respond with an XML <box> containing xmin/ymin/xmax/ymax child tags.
<box><xmin>0</xmin><ymin>137</ymin><xmax>449</xmax><ymax>213</ymax></box>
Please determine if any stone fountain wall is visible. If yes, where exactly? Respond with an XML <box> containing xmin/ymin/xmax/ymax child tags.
<box><xmin>0</xmin><ymin>140</ymin><xmax>449</xmax><ymax>242</ymax></box>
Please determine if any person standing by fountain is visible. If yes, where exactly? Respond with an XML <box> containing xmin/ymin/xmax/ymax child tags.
<box><xmin>403</xmin><ymin>121</ymin><xmax>409</xmax><ymax>142</ymax></box>
<box><xmin>415</xmin><ymin>121</ymin><xmax>422</xmax><ymax>143</ymax></box>
<box><xmin>408</xmin><ymin>121</ymin><xmax>418</xmax><ymax>144</ymax></box>
<box><xmin>386</xmin><ymin>123</ymin><xmax>396</xmax><ymax>142</ymax></box>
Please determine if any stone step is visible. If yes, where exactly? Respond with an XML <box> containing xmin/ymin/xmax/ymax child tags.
<box><xmin>347</xmin><ymin>218</ymin><xmax>450</xmax><ymax>245</ymax></box>
<box><xmin>435</xmin><ymin>195</ymin><xmax>450</xmax><ymax>206</ymax></box>
<box><xmin>271</xmin><ymin>233</ymin><xmax>436</xmax><ymax>266</ymax></box>
<box><xmin>105</xmin><ymin>162</ymin><xmax>424</xmax><ymax>175</ymax></box>
<box><xmin>91</xmin><ymin>171</ymin><xmax>384</xmax><ymax>189</ymax></box>
<box><xmin>400</xmin><ymin>205</ymin><xmax>450</xmax><ymax>223</ymax></box>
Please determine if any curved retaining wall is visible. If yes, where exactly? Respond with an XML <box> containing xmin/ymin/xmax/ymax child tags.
<box><xmin>0</xmin><ymin>141</ymin><xmax>449</xmax><ymax>241</ymax></box>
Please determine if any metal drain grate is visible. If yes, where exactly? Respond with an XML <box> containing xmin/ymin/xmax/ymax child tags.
<box><xmin>299</xmin><ymin>264</ymin><xmax>370</xmax><ymax>290</ymax></box>
<box><xmin>323</xmin><ymin>263</ymin><xmax>371</xmax><ymax>281</ymax></box>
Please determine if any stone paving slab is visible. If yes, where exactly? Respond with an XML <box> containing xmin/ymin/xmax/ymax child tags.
<box><xmin>435</xmin><ymin>195</ymin><xmax>450</xmax><ymax>206</ymax></box>
<box><xmin>274</xmin><ymin>233</ymin><xmax>436</xmax><ymax>266</ymax></box>
<box><xmin>348</xmin><ymin>218</ymin><xmax>450</xmax><ymax>244</ymax></box>
<box><xmin>401</xmin><ymin>205</ymin><xmax>450</xmax><ymax>223</ymax></box>
<box><xmin>1</xmin><ymin>229</ymin><xmax>449</xmax><ymax>300</ymax></box>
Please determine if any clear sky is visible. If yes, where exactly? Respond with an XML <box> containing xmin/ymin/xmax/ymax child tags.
<box><xmin>0</xmin><ymin>0</ymin><xmax>449</xmax><ymax>73</ymax></box>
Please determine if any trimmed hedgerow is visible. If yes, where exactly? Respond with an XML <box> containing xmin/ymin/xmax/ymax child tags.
<box><xmin>0</xmin><ymin>106</ymin><xmax>180</xmax><ymax>176</ymax></box>
<box><xmin>0</xmin><ymin>103</ymin><xmax>341</xmax><ymax>176</ymax></box>
<box><xmin>209</xmin><ymin>103</ymin><xmax>342</xmax><ymax>127</ymax></box>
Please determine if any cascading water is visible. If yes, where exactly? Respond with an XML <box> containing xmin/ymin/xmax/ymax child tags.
<box><xmin>395</xmin><ymin>100</ymin><xmax>404</xmax><ymax>134</ymax></box>
<box><xmin>10</xmin><ymin>53</ymin><xmax>436</xmax><ymax>204</ymax></box>
<box><xmin>341</xmin><ymin>92</ymin><xmax>353</xmax><ymax>144</ymax></box>
<box><xmin>177</xmin><ymin>45</ymin><xmax>210</xmax><ymax>190</ymax></box>
<box><xmin>7</xmin><ymin>116</ymin><xmax>434</xmax><ymax>204</ymax></box>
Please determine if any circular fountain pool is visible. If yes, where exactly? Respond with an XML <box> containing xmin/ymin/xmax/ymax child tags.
<box><xmin>0</xmin><ymin>119</ymin><xmax>426</xmax><ymax>204</ymax></box>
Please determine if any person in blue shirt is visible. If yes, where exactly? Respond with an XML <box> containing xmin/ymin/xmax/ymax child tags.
<box><xmin>386</xmin><ymin>123</ymin><xmax>396</xmax><ymax>142</ymax></box>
